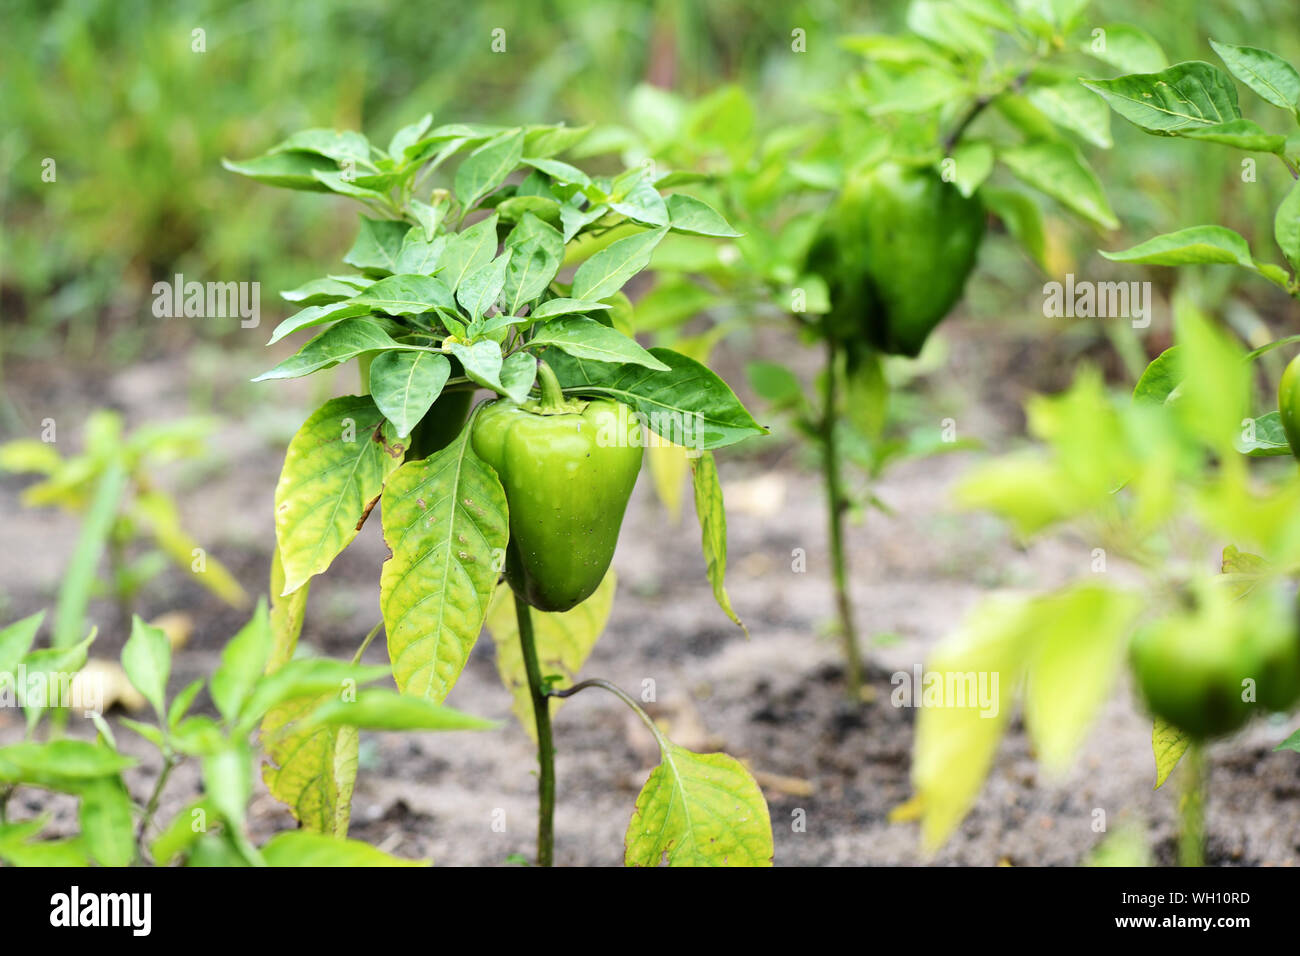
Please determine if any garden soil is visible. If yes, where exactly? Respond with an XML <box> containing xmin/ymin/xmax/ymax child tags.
<box><xmin>2</xmin><ymin>320</ymin><xmax>1298</xmax><ymax>866</ymax></box>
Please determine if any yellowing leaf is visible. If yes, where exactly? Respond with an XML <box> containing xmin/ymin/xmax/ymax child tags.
<box><xmin>625</xmin><ymin>744</ymin><xmax>773</xmax><ymax>867</ymax></box>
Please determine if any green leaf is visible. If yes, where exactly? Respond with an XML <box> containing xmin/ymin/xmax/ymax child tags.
<box><xmin>394</xmin><ymin>231</ymin><xmax>447</xmax><ymax>275</ymax></box>
<box><xmin>254</xmin><ymin>319</ymin><xmax>415</xmax><ymax>382</ymax></box>
<box><xmin>560</xmin><ymin>202</ymin><xmax>608</xmax><ymax>242</ymax></box>
<box><xmin>502</xmin><ymin>214</ymin><xmax>564</xmax><ymax>315</ymax></box>
<box><xmin>222</xmin><ymin>152</ymin><xmax>336</xmax><ymax>191</ymax></box>
<box><xmin>271</xmin><ymin>129</ymin><xmax>372</xmax><ymax>164</ymax></box>
<box><xmin>168</xmin><ymin>678</ymin><xmax>204</xmax><ymax>730</ymax></box>
<box><xmin>353</xmin><ymin>274</ymin><xmax>456</xmax><ymax>317</ymax></box>
<box><xmin>484</xmin><ymin>574</ymin><xmax>616</xmax><ymax>739</ymax></box>
<box><xmin>281</xmin><ymin>277</ymin><xmax>366</xmax><ymax>306</ymax></box>
<box><xmin>266</xmin><ymin>301</ymin><xmax>372</xmax><ymax>346</ymax></box>
<box><xmin>456</xmin><ymin>251</ymin><xmax>512</xmax><ymax>321</ymax></box>
<box><xmin>1237</xmin><ymin>411</ymin><xmax>1292</xmax><ymax>456</ymax></box>
<box><xmin>909</xmin><ymin>595</ymin><xmax>1031</xmax><ymax>849</ymax></box>
<box><xmin>437</xmin><ymin>213</ymin><xmax>500</xmax><ymax>292</ymax></box>
<box><xmin>523</xmin><ymin>123</ymin><xmax>592</xmax><ymax>158</ymax></box>
<box><xmin>151</xmin><ymin>800</ymin><xmax>213</xmax><ymax>864</ymax></box>
<box><xmin>946</xmin><ymin>140</ymin><xmax>995</xmax><ymax>199</ymax></box>
<box><xmin>1152</xmin><ymin>718</ymin><xmax>1190</xmax><ymax>789</ymax></box>
<box><xmin>202</xmin><ymin>744</ymin><xmax>252</xmax><ymax>828</ymax></box>
<box><xmin>979</xmin><ymin>187</ymin><xmax>1047</xmax><ymax>270</ymax></box>
<box><xmin>499</xmin><ymin>352</ymin><xmax>538</xmax><ymax>404</ymax></box>
<box><xmin>546</xmin><ymin>347</ymin><xmax>768</xmax><ymax>450</ymax></box>
<box><xmin>307</xmin><ymin>689</ymin><xmax>495</xmax><ymax>731</ymax></box>
<box><xmin>408</xmin><ymin>199</ymin><xmax>447</xmax><ymax>243</ymax></box>
<box><xmin>210</xmin><ymin>601</ymin><xmax>271</xmax><ymax>723</ymax></box>
<box><xmin>1082</xmin><ymin>23</ymin><xmax>1168</xmax><ymax>74</ymax></box>
<box><xmin>79</xmin><ymin>776</ymin><xmax>135</xmax><ymax>867</ymax></box>
<box><xmin>610</xmin><ymin>179</ymin><xmax>670</xmax><ymax>226</ymax></box>
<box><xmin>999</xmin><ymin>141</ymin><xmax>1118</xmax><ymax>230</ymax></box>
<box><xmin>121</xmin><ymin>615</ymin><xmax>171</xmax><ymax>719</ymax></box>
<box><xmin>0</xmin><ymin>611</ymin><xmax>45</xmax><ymax>677</ymax></box>
<box><xmin>1178</xmin><ymin>119</ymin><xmax>1285</xmax><ymax>152</ymax></box>
<box><xmin>1210</xmin><ymin>39</ymin><xmax>1300</xmax><ymax>113</ymax></box>
<box><xmin>522</xmin><ymin>156</ymin><xmax>591</xmax><ymax>186</ymax></box>
<box><xmin>260</xmin><ymin>830</ymin><xmax>426</xmax><ymax>866</ymax></box>
<box><xmin>388</xmin><ymin>113</ymin><xmax>434</xmax><ymax>161</ymax></box>
<box><xmin>1101</xmin><ymin>225</ymin><xmax>1253</xmax><ymax>267</ymax></box>
<box><xmin>454</xmin><ymin>128</ymin><xmax>524</xmax><ymax>209</ymax></box>
<box><xmin>21</xmin><ymin>634</ymin><xmax>93</xmax><ymax>729</ymax></box>
<box><xmin>368</xmin><ymin>351</ymin><xmax>452</xmax><ymax>439</ymax></box>
<box><xmin>1082</xmin><ymin>62</ymin><xmax>1240</xmax><ymax>135</ymax></box>
<box><xmin>1023</xmin><ymin>587</ymin><xmax>1141</xmax><ymax>771</ymax></box>
<box><xmin>381</xmin><ymin>430</ymin><xmax>509</xmax><ymax>702</ymax></box>
<box><xmin>1275</xmin><ymin>179</ymin><xmax>1300</xmax><ymax>273</ymax></box>
<box><xmin>310</xmin><ymin>170</ymin><xmax>388</xmax><ymax>201</ymax></box>
<box><xmin>690</xmin><ymin>452</ymin><xmax>745</xmax><ymax>633</ymax></box>
<box><xmin>343</xmin><ymin>218</ymin><xmax>412</xmax><ymax>276</ymax></box>
<box><xmin>448</xmin><ymin>340</ymin><xmax>507</xmax><ymax>394</ymax></box>
<box><xmin>0</xmin><ymin>740</ymin><xmax>134</xmax><ymax>788</ymax></box>
<box><xmin>571</xmin><ymin>227</ymin><xmax>668</xmax><ymax>301</ymax></box>
<box><xmin>274</xmin><ymin>396</ymin><xmax>406</xmax><ymax>595</ymax></box>
<box><xmin>56</xmin><ymin>461</ymin><xmax>126</xmax><ymax>649</ymax></box>
<box><xmin>1027</xmin><ymin>83</ymin><xmax>1112</xmax><ymax>148</ymax></box>
<box><xmin>665</xmin><ymin>193</ymin><xmax>742</xmax><ymax>237</ymax></box>
<box><xmin>1133</xmin><ymin>346</ymin><xmax>1182</xmax><ymax>404</ymax></box>
<box><xmin>625</xmin><ymin>744</ymin><xmax>773</xmax><ymax>866</ymax></box>
<box><xmin>527</xmin><ymin>298</ymin><xmax>613</xmax><ymax>322</ymax></box>
<box><xmin>242</xmin><ymin>659</ymin><xmax>389</xmax><ymax>732</ymax></box>
<box><xmin>528</xmin><ymin>316</ymin><xmax>668</xmax><ymax>370</ymax></box>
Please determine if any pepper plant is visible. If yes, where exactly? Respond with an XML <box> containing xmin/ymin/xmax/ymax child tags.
<box><xmin>226</xmin><ymin>116</ymin><xmax>774</xmax><ymax>865</ymax></box>
<box><xmin>0</xmin><ymin>605</ymin><xmax>484</xmax><ymax>865</ymax></box>
<box><xmin>0</xmin><ymin>412</ymin><xmax>247</xmax><ymax>645</ymax></box>
<box><xmin>593</xmin><ymin>0</ymin><xmax>1154</xmax><ymax>698</ymax></box>
<box><xmin>902</xmin><ymin>36</ymin><xmax>1300</xmax><ymax>860</ymax></box>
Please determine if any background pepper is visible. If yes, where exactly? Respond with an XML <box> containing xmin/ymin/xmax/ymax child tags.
<box><xmin>471</xmin><ymin>366</ymin><xmax>643</xmax><ymax>613</ymax></box>
<box><xmin>809</xmin><ymin>160</ymin><xmax>985</xmax><ymax>357</ymax></box>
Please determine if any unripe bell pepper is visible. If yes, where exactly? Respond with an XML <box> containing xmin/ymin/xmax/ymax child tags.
<box><xmin>1279</xmin><ymin>353</ymin><xmax>1300</xmax><ymax>460</ymax></box>
<box><xmin>808</xmin><ymin>161</ymin><xmax>985</xmax><ymax>357</ymax></box>
<box><xmin>471</xmin><ymin>363</ymin><xmax>643</xmax><ymax>612</ymax></box>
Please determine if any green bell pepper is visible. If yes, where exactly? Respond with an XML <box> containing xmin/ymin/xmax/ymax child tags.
<box><xmin>471</xmin><ymin>363</ymin><xmax>643</xmax><ymax>612</ymax></box>
<box><xmin>809</xmin><ymin>160</ymin><xmax>985</xmax><ymax>357</ymax></box>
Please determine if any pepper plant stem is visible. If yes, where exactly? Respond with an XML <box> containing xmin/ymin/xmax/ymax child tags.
<box><xmin>820</xmin><ymin>337</ymin><xmax>863</xmax><ymax>700</ymax></box>
<box><xmin>1178</xmin><ymin>742</ymin><xmax>1207</xmax><ymax>867</ymax></box>
<box><xmin>514</xmin><ymin>591</ymin><xmax>556</xmax><ymax>866</ymax></box>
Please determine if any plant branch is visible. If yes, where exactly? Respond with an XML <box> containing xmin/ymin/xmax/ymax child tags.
<box><xmin>820</xmin><ymin>338</ymin><xmax>863</xmax><ymax>700</ymax></box>
<box><xmin>550</xmin><ymin>678</ymin><xmax>667</xmax><ymax>750</ymax></box>
<box><xmin>943</xmin><ymin>66</ymin><xmax>1034</xmax><ymax>154</ymax></box>
<box><xmin>514</xmin><ymin>592</ymin><xmax>556</xmax><ymax>867</ymax></box>
<box><xmin>136</xmin><ymin>753</ymin><xmax>177</xmax><ymax>854</ymax></box>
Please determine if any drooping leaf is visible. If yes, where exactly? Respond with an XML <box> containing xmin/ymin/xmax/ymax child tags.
<box><xmin>1101</xmin><ymin>225</ymin><xmax>1254</xmax><ymax>267</ymax></box>
<box><xmin>690</xmin><ymin>453</ymin><xmax>745</xmax><ymax>633</ymax></box>
<box><xmin>382</xmin><ymin>430</ymin><xmax>509</xmax><ymax>701</ymax></box>
<box><xmin>999</xmin><ymin>141</ymin><xmax>1118</xmax><ymax>230</ymax></box>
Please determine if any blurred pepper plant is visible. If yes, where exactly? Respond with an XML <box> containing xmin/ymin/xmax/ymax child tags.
<box><xmin>0</xmin><ymin>412</ymin><xmax>247</xmax><ymax>646</ymax></box>
<box><xmin>590</xmin><ymin>0</ymin><xmax>1162</xmax><ymax>697</ymax></box>
<box><xmin>0</xmin><ymin>605</ymin><xmax>486</xmax><ymax>866</ymax></box>
<box><xmin>903</xmin><ymin>305</ymin><xmax>1300</xmax><ymax>864</ymax></box>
